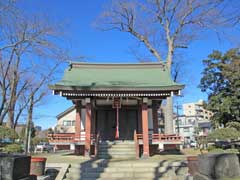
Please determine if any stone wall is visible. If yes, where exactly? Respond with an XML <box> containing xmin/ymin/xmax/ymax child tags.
<box><xmin>193</xmin><ymin>153</ymin><xmax>240</xmax><ymax>180</ymax></box>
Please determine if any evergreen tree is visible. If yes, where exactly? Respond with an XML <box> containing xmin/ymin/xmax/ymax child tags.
<box><xmin>199</xmin><ymin>49</ymin><xmax>240</xmax><ymax>127</ymax></box>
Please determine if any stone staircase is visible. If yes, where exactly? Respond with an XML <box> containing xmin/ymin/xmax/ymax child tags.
<box><xmin>97</xmin><ymin>141</ymin><xmax>136</xmax><ymax>159</ymax></box>
<box><xmin>64</xmin><ymin>159</ymin><xmax>188</xmax><ymax>180</ymax></box>
<box><xmin>63</xmin><ymin>141</ymin><xmax>189</xmax><ymax>180</ymax></box>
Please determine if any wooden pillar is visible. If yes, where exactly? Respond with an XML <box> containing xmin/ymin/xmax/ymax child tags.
<box><xmin>75</xmin><ymin>103</ymin><xmax>81</xmax><ymax>141</ymax></box>
<box><xmin>142</xmin><ymin>100</ymin><xmax>149</xmax><ymax>158</ymax></box>
<box><xmin>152</xmin><ymin>101</ymin><xmax>159</xmax><ymax>134</ymax></box>
<box><xmin>137</xmin><ymin>102</ymin><xmax>142</xmax><ymax>133</ymax></box>
<box><xmin>85</xmin><ymin>98</ymin><xmax>91</xmax><ymax>156</ymax></box>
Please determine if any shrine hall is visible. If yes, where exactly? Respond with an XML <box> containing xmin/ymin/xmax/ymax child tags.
<box><xmin>48</xmin><ymin>62</ymin><xmax>184</xmax><ymax>158</ymax></box>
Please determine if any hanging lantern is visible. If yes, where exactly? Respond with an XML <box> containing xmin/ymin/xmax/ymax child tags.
<box><xmin>112</xmin><ymin>98</ymin><xmax>121</xmax><ymax>139</ymax></box>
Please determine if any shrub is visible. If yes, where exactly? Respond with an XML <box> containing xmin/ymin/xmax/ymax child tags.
<box><xmin>208</xmin><ymin>148</ymin><xmax>225</xmax><ymax>153</ymax></box>
<box><xmin>226</xmin><ymin>122</ymin><xmax>240</xmax><ymax>131</ymax></box>
<box><xmin>207</xmin><ymin>145</ymin><xmax>216</xmax><ymax>152</ymax></box>
<box><xmin>0</xmin><ymin>126</ymin><xmax>18</xmax><ymax>141</ymax></box>
<box><xmin>225</xmin><ymin>148</ymin><xmax>239</xmax><ymax>154</ymax></box>
<box><xmin>3</xmin><ymin>144</ymin><xmax>23</xmax><ymax>153</ymax></box>
<box><xmin>207</xmin><ymin>128</ymin><xmax>240</xmax><ymax>141</ymax></box>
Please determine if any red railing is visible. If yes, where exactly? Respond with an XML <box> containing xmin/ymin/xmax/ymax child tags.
<box><xmin>48</xmin><ymin>133</ymin><xmax>96</xmax><ymax>143</ymax></box>
<box><xmin>135</xmin><ymin>133</ymin><xmax>182</xmax><ymax>143</ymax></box>
<box><xmin>151</xmin><ymin>134</ymin><xmax>182</xmax><ymax>142</ymax></box>
<box><xmin>48</xmin><ymin>133</ymin><xmax>75</xmax><ymax>143</ymax></box>
<box><xmin>134</xmin><ymin>132</ymin><xmax>182</xmax><ymax>158</ymax></box>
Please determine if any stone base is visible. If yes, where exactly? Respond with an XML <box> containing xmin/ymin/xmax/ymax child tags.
<box><xmin>193</xmin><ymin>173</ymin><xmax>212</xmax><ymax>180</ymax></box>
<box><xmin>19</xmin><ymin>175</ymin><xmax>37</xmax><ymax>180</ymax></box>
<box><xmin>37</xmin><ymin>175</ymin><xmax>51</xmax><ymax>180</ymax></box>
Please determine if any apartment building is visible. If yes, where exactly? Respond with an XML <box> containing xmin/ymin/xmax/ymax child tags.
<box><xmin>183</xmin><ymin>99</ymin><xmax>213</xmax><ymax>120</ymax></box>
<box><xmin>174</xmin><ymin>100</ymin><xmax>213</xmax><ymax>146</ymax></box>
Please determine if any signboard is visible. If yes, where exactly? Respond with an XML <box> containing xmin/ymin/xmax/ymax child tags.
<box><xmin>112</xmin><ymin>98</ymin><xmax>121</xmax><ymax>109</ymax></box>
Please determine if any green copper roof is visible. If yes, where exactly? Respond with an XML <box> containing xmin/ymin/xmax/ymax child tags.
<box><xmin>50</xmin><ymin>63</ymin><xmax>184</xmax><ymax>91</ymax></box>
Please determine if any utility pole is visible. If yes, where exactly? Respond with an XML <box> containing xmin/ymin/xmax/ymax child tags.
<box><xmin>24</xmin><ymin>120</ymin><xmax>32</xmax><ymax>155</ymax></box>
<box><xmin>175</xmin><ymin>102</ymin><xmax>182</xmax><ymax>135</ymax></box>
<box><xmin>24</xmin><ymin>95</ymin><xmax>34</xmax><ymax>155</ymax></box>
<box><xmin>27</xmin><ymin>121</ymin><xmax>32</xmax><ymax>153</ymax></box>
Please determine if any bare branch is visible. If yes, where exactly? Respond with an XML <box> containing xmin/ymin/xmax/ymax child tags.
<box><xmin>0</xmin><ymin>2</ymin><xmax>70</xmax><ymax>127</ymax></box>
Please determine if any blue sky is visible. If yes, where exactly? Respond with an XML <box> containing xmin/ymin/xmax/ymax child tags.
<box><xmin>18</xmin><ymin>1</ymin><xmax>237</xmax><ymax>129</ymax></box>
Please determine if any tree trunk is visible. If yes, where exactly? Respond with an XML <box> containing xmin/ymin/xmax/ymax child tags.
<box><xmin>165</xmin><ymin>96</ymin><xmax>174</xmax><ymax>134</ymax></box>
<box><xmin>7</xmin><ymin>66</ymin><xmax>19</xmax><ymax>129</ymax></box>
<box><xmin>165</xmin><ymin>35</ymin><xmax>174</xmax><ymax>135</ymax></box>
<box><xmin>24</xmin><ymin>95</ymin><xmax>34</xmax><ymax>155</ymax></box>
<box><xmin>7</xmin><ymin>108</ymin><xmax>14</xmax><ymax>128</ymax></box>
<box><xmin>0</xmin><ymin>89</ymin><xmax>7</xmax><ymax>125</ymax></box>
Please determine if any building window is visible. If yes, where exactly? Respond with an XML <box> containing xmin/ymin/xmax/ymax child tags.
<box><xmin>63</xmin><ymin>120</ymin><xmax>74</xmax><ymax>126</ymax></box>
<box><xmin>188</xmin><ymin>119</ymin><xmax>195</xmax><ymax>124</ymax></box>
<box><xmin>184</xmin><ymin>128</ymin><xmax>190</xmax><ymax>132</ymax></box>
<box><xmin>72</xmin><ymin>120</ymin><xmax>75</xmax><ymax>126</ymax></box>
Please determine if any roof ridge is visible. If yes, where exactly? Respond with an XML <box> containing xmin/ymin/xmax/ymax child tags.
<box><xmin>69</xmin><ymin>61</ymin><xmax>165</xmax><ymax>65</ymax></box>
<box><xmin>69</xmin><ymin>62</ymin><xmax>166</xmax><ymax>69</ymax></box>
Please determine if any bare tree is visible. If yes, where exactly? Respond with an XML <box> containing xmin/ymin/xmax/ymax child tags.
<box><xmin>0</xmin><ymin>1</ymin><xmax>69</xmax><ymax>128</ymax></box>
<box><xmin>96</xmin><ymin>0</ymin><xmax>240</xmax><ymax>134</ymax></box>
<box><xmin>23</xmin><ymin>62</ymin><xmax>62</xmax><ymax>154</ymax></box>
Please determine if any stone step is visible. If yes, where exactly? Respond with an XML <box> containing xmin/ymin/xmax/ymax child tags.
<box><xmin>65</xmin><ymin>176</ymin><xmax>163</xmax><ymax>180</ymax></box>
<box><xmin>98</xmin><ymin>145</ymin><xmax>135</xmax><ymax>148</ymax></box>
<box><xmin>98</xmin><ymin>145</ymin><xmax>135</xmax><ymax>149</ymax></box>
<box><xmin>97</xmin><ymin>155</ymin><xmax>136</xmax><ymax>159</ymax></box>
<box><xmin>69</xmin><ymin>166</ymin><xmax>176</xmax><ymax>173</ymax></box>
<box><xmin>67</xmin><ymin>168</ymin><xmax>188</xmax><ymax>179</ymax></box>
<box><xmin>65</xmin><ymin>177</ymin><xmax>185</xmax><ymax>180</ymax></box>
<box><xmin>97</xmin><ymin>153</ymin><xmax>136</xmax><ymax>156</ymax></box>
<box><xmin>98</xmin><ymin>150</ymin><xmax>135</xmax><ymax>153</ymax></box>
<box><xmin>97</xmin><ymin>155</ymin><xmax>136</xmax><ymax>158</ymax></box>
<box><xmin>99</xmin><ymin>142</ymin><xmax>135</xmax><ymax>145</ymax></box>
<box><xmin>97</xmin><ymin>151</ymin><xmax>136</xmax><ymax>155</ymax></box>
<box><xmin>98</xmin><ymin>148</ymin><xmax>135</xmax><ymax>152</ymax></box>
<box><xmin>66</xmin><ymin>160</ymin><xmax>188</xmax><ymax>180</ymax></box>
<box><xmin>69</xmin><ymin>166</ymin><xmax>188</xmax><ymax>173</ymax></box>
<box><xmin>99</xmin><ymin>141</ymin><xmax>135</xmax><ymax>145</ymax></box>
<box><xmin>65</xmin><ymin>177</ymin><xmax>186</xmax><ymax>180</ymax></box>
<box><xmin>67</xmin><ymin>171</ymin><xmax>179</xmax><ymax>179</ymax></box>
<box><xmin>70</xmin><ymin>160</ymin><xmax>186</xmax><ymax>169</ymax></box>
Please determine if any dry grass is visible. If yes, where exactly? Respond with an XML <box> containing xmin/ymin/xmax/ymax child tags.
<box><xmin>181</xmin><ymin>148</ymin><xmax>208</xmax><ymax>156</ymax></box>
<box><xmin>32</xmin><ymin>151</ymin><xmax>90</xmax><ymax>164</ymax></box>
<box><xmin>220</xmin><ymin>177</ymin><xmax>240</xmax><ymax>180</ymax></box>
